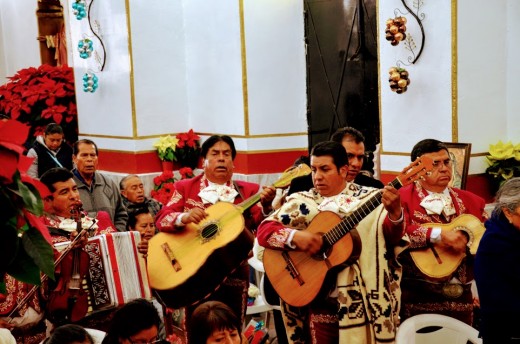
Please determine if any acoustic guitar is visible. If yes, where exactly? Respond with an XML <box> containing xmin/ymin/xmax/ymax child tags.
<box><xmin>263</xmin><ymin>157</ymin><xmax>433</xmax><ymax>307</ymax></box>
<box><xmin>409</xmin><ymin>213</ymin><xmax>485</xmax><ymax>280</ymax></box>
<box><xmin>147</xmin><ymin>163</ymin><xmax>311</xmax><ymax>309</ymax></box>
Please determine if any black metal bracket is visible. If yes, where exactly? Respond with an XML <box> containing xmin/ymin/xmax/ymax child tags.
<box><xmin>395</xmin><ymin>0</ymin><xmax>425</xmax><ymax>66</ymax></box>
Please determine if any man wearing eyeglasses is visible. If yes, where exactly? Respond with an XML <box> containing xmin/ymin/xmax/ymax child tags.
<box><xmin>398</xmin><ymin>139</ymin><xmax>487</xmax><ymax>326</ymax></box>
<box><xmin>288</xmin><ymin>127</ymin><xmax>384</xmax><ymax>195</ymax></box>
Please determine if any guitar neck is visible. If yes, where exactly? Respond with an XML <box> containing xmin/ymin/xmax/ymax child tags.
<box><xmin>323</xmin><ymin>179</ymin><xmax>403</xmax><ymax>247</ymax></box>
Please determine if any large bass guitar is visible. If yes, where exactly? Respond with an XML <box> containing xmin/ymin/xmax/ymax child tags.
<box><xmin>409</xmin><ymin>213</ymin><xmax>485</xmax><ymax>279</ymax></box>
<box><xmin>147</xmin><ymin>164</ymin><xmax>311</xmax><ymax>309</ymax></box>
<box><xmin>263</xmin><ymin>157</ymin><xmax>433</xmax><ymax>307</ymax></box>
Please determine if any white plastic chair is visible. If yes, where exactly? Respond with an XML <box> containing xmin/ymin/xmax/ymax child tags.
<box><xmin>246</xmin><ymin>246</ymin><xmax>281</xmax><ymax>328</ymax></box>
<box><xmin>396</xmin><ymin>313</ymin><xmax>482</xmax><ymax>344</ymax></box>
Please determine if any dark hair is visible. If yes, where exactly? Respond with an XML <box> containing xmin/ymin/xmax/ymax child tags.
<box><xmin>44</xmin><ymin>123</ymin><xmax>64</xmax><ymax>136</ymax></box>
<box><xmin>410</xmin><ymin>139</ymin><xmax>449</xmax><ymax>161</ymax></box>
<box><xmin>201</xmin><ymin>135</ymin><xmax>236</xmax><ymax>160</ymax></box>
<box><xmin>120</xmin><ymin>174</ymin><xmax>140</xmax><ymax>191</ymax></box>
<box><xmin>330</xmin><ymin>127</ymin><xmax>365</xmax><ymax>144</ymax></box>
<box><xmin>40</xmin><ymin>167</ymin><xmax>75</xmax><ymax>193</ymax></box>
<box><xmin>46</xmin><ymin>324</ymin><xmax>93</xmax><ymax>344</ymax></box>
<box><xmin>126</xmin><ymin>207</ymin><xmax>152</xmax><ymax>231</ymax></box>
<box><xmin>188</xmin><ymin>301</ymin><xmax>242</xmax><ymax>344</ymax></box>
<box><xmin>310</xmin><ymin>141</ymin><xmax>349</xmax><ymax>170</ymax></box>
<box><xmin>102</xmin><ymin>299</ymin><xmax>161</xmax><ymax>344</ymax></box>
<box><xmin>73</xmin><ymin>139</ymin><xmax>98</xmax><ymax>156</ymax></box>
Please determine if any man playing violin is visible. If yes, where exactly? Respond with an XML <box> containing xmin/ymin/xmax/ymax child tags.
<box><xmin>155</xmin><ymin>134</ymin><xmax>276</xmax><ymax>337</ymax></box>
<box><xmin>398</xmin><ymin>139</ymin><xmax>487</xmax><ymax>325</ymax></box>
<box><xmin>0</xmin><ymin>168</ymin><xmax>119</xmax><ymax>342</ymax></box>
<box><xmin>256</xmin><ymin>141</ymin><xmax>404</xmax><ymax>344</ymax></box>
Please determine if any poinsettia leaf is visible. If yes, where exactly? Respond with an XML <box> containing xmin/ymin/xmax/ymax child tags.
<box><xmin>22</xmin><ymin>228</ymin><xmax>55</xmax><ymax>280</ymax></box>
<box><xmin>17</xmin><ymin>176</ymin><xmax>43</xmax><ymax>214</ymax></box>
<box><xmin>6</xmin><ymin>239</ymin><xmax>42</xmax><ymax>285</ymax></box>
<box><xmin>0</xmin><ymin>281</ymin><xmax>6</xmax><ymax>295</ymax></box>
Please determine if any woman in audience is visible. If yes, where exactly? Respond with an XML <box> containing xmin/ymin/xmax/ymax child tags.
<box><xmin>101</xmin><ymin>299</ymin><xmax>162</xmax><ymax>344</ymax></box>
<box><xmin>475</xmin><ymin>177</ymin><xmax>520</xmax><ymax>343</ymax></box>
<box><xmin>44</xmin><ymin>324</ymin><xmax>94</xmax><ymax>344</ymax></box>
<box><xmin>188</xmin><ymin>301</ymin><xmax>244</xmax><ymax>344</ymax></box>
<box><xmin>126</xmin><ymin>207</ymin><xmax>156</xmax><ymax>257</ymax></box>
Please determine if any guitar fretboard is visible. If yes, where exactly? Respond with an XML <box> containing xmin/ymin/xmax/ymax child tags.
<box><xmin>322</xmin><ymin>178</ymin><xmax>403</xmax><ymax>247</ymax></box>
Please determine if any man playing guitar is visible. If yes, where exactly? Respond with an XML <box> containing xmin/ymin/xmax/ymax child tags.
<box><xmin>154</xmin><ymin>135</ymin><xmax>276</xmax><ymax>339</ymax></box>
<box><xmin>257</xmin><ymin>141</ymin><xmax>404</xmax><ymax>344</ymax></box>
<box><xmin>398</xmin><ymin>139</ymin><xmax>487</xmax><ymax>325</ymax></box>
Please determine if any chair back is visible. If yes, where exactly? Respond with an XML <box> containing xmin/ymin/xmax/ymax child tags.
<box><xmin>396</xmin><ymin>313</ymin><xmax>482</xmax><ymax>344</ymax></box>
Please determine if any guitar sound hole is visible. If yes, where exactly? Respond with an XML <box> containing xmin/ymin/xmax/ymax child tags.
<box><xmin>201</xmin><ymin>223</ymin><xmax>219</xmax><ymax>240</ymax></box>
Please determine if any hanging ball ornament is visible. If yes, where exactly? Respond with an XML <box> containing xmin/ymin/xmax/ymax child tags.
<box><xmin>72</xmin><ymin>0</ymin><xmax>87</xmax><ymax>20</ymax></box>
<box><xmin>78</xmin><ymin>38</ymin><xmax>93</xmax><ymax>59</ymax></box>
<box><xmin>385</xmin><ymin>16</ymin><xmax>407</xmax><ymax>46</ymax></box>
<box><xmin>388</xmin><ymin>67</ymin><xmax>410</xmax><ymax>94</ymax></box>
<box><xmin>83</xmin><ymin>72</ymin><xmax>99</xmax><ymax>93</ymax></box>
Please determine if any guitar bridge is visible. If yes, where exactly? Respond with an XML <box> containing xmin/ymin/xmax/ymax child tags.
<box><xmin>282</xmin><ymin>251</ymin><xmax>304</xmax><ymax>286</ymax></box>
<box><xmin>161</xmin><ymin>243</ymin><xmax>182</xmax><ymax>272</ymax></box>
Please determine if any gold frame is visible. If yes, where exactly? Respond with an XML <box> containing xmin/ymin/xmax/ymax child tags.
<box><xmin>444</xmin><ymin>142</ymin><xmax>471</xmax><ymax>189</ymax></box>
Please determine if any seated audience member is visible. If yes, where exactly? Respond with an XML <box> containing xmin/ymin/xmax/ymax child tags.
<box><xmin>71</xmin><ymin>139</ymin><xmax>127</xmax><ymax>231</ymax></box>
<box><xmin>126</xmin><ymin>207</ymin><xmax>156</xmax><ymax>257</ymax></box>
<box><xmin>188</xmin><ymin>301</ymin><xmax>245</xmax><ymax>344</ymax></box>
<box><xmin>289</xmin><ymin>126</ymin><xmax>384</xmax><ymax>195</ymax></box>
<box><xmin>44</xmin><ymin>324</ymin><xmax>94</xmax><ymax>344</ymax></box>
<box><xmin>155</xmin><ymin>135</ymin><xmax>276</xmax><ymax>335</ymax></box>
<box><xmin>27</xmin><ymin>123</ymin><xmax>73</xmax><ymax>179</ymax></box>
<box><xmin>257</xmin><ymin>141</ymin><xmax>404</xmax><ymax>343</ymax></box>
<box><xmin>475</xmin><ymin>177</ymin><xmax>520</xmax><ymax>343</ymax></box>
<box><xmin>101</xmin><ymin>299</ymin><xmax>162</xmax><ymax>344</ymax></box>
<box><xmin>120</xmin><ymin>174</ymin><xmax>162</xmax><ymax>217</ymax></box>
<box><xmin>398</xmin><ymin>139</ymin><xmax>487</xmax><ymax>325</ymax></box>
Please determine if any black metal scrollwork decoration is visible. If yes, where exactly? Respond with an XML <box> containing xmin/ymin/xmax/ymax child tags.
<box><xmin>394</xmin><ymin>0</ymin><xmax>425</xmax><ymax>66</ymax></box>
<box><xmin>87</xmin><ymin>0</ymin><xmax>106</xmax><ymax>71</ymax></box>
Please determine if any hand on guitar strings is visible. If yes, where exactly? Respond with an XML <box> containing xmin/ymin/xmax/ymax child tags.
<box><xmin>291</xmin><ymin>230</ymin><xmax>324</xmax><ymax>256</ymax></box>
<box><xmin>439</xmin><ymin>230</ymin><xmax>468</xmax><ymax>253</ymax></box>
<box><xmin>181</xmin><ymin>207</ymin><xmax>209</xmax><ymax>225</ymax></box>
<box><xmin>381</xmin><ymin>185</ymin><xmax>403</xmax><ymax>221</ymax></box>
<box><xmin>259</xmin><ymin>186</ymin><xmax>276</xmax><ymax>214</ymax></box>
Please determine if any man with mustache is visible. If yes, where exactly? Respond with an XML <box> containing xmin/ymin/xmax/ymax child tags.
<box><xmin>72</xmin><ymin>139</ymin><xmax>128</xmax><ymax>231</ymax></box>
<box><xmin>0</xmin><ymin>167</ymin><xmax>116</xmax><ymax>343</ymax></box>
<box><xmin>155</xmin><ymin>134</ymin><xmax>276</xmax><ymax>340</ymax></box>
<box><xmin>289</xmin><ymin>127</ymin><xmax>384</xmax><ymax>195</ymax></box>
<box><xmin>120</xmin><ymin>174</ymin><xmax>162</xmax><ymax>217</ymax></box>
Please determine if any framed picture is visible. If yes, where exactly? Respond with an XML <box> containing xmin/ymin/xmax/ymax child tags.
<box><xmin>443</xmin><ymin>142</ymin><xmax>472</xmax><ymax>189</ymax></box>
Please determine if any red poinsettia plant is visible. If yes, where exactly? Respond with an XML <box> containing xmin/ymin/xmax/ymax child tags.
<box><xmin>175</xmin><ymin>129</ymin><xmax>201</xmax><ymax>169</ymax></box>
<box><xmin>151</xmin><ymin>167</ymin><xmax>196</xmax><ymax>205</ymax></box>
<box><xmin>0</xmin><ymin>120</ymin><xmax>55</xmax><ymax>293</ymax></box>
<box><xmin>0</xmin><ymin>64</ymin><xmax>78</xmax><ymax>147</ymax></box>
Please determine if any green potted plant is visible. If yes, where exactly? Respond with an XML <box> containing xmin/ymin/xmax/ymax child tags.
<box><xmin>153</xmin><ymin>129</ymin><xmax>201</xmax><ymax>171</ymax></box>
<box><xmin>485</xmin><ymin>140</ymin><xmax>520</xmax><ymax>193</ymax></box>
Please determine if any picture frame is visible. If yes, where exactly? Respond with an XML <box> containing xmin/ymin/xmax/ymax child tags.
<box><xmin>443</xmin><ymin>142</ymin><xmax>472</xmax><ymax>189</ymax></box>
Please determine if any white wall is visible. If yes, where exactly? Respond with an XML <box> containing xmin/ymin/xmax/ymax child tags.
<box><xmin>0</xmin><ymin>0</ymin><xmax>40</xmax><ymax>82</ymax></box>
<box><xmin>379</xmin><ymin>0</ymin><xmax>453</xmax><ymax>171</ymax></box>
<box><xmin>378</xmin><ymin>0</ymin><xmax>520</xmax><ymax>174</ymax></box>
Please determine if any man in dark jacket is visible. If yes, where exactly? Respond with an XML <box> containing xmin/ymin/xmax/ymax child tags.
<box><xmin>289</xmin><ymin>127</ymin><xmax>384</xmax><ymax>194</ymax></box>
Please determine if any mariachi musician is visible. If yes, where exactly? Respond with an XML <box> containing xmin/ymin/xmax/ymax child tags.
<box><xmin>0</xmin><ymin>168</ymin><xmax>120</xmax><ymax>342</ymax></box>
<box><xmin>155</xmin><ymin>135</ymin><xmax>276</xmax><ymax>335</ymax></box>
<box><xmin>398</xmin><ymin>139</ymin><xmax>487</xmax><ymax>326</ymax></box>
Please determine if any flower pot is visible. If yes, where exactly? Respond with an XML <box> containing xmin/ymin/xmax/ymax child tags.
<box><xmin>161</xmin><ymin>161</ymin><xmax>174</xmax><ymax>172</ymax></box>
<box><xmin>179</xmin><ymin>153</ymin><xmax>200</xmax><ymax>169</ymax></box>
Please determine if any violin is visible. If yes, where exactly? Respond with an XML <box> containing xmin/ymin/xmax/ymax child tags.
<box><xmin>47</xmin><ymin>203</ymin><xmax>90</xmax><ymax>324</ymax></box>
